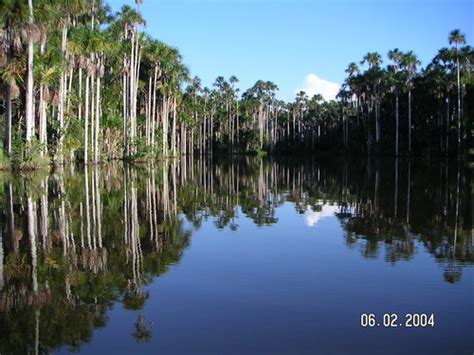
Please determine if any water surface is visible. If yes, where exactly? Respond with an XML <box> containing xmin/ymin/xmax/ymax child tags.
<box><xmin>0</xmin><ymin>158</ymin><xmax>472</xmax><ymax>354</ymax></box>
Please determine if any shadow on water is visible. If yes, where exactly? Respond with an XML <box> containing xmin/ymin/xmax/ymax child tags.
<box><xmin>0</xmin><ymin>157</ymin><xmax>471</xmax><ymax>353</ymax></box>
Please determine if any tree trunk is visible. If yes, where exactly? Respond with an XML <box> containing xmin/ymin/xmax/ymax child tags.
<box><xmin>38</xmin><ymin>37</ymin><xmax>47</xmax><ymax>156</ymax></box>
<box><xmin>78</xmin><ymin>67</ymin><xmax>83</xmax><ymax>122</ymax></box>
<box><xmin>57</xmin><ymin>23</ymin><xmax>68</xmax><ymax>160</ymax></box>
<box><xmin>408</xmin><ymin>88</ymin><xmax>412</xmax><ymax>154</ymax></box>
<box><xmin>66</xmin><ymin>67</ymin><xmax>73</xmax><ymax>115</ymax></box>
<box><xmin>146</xmin><ymin>76</ymin><xmax>151</xmax><ymax>146</ymax></box>
<box><xmin>39</xmin><ymin>84</ymin><xmax>47</xmax><ymax>156</ymax></box>
<box><xmin>456</xmin><ymin>56</ymin><xmax>462</xmax><ymax>156</ymax></box>
<box><xmin>395</xmin><ymin>93</ymin><xmax>399</xmax><ymax>156</ymax></box>
<box><xmin>25</xmin><ymin>0</ymin><xmax>35</xmax><ymax>142</ymax></box>
<box><xmin>172</xmin><ymin>97</ymin><xmax>177</xmax><ymax>157</ymax></box>
<box><xmin>129</xmin><ymin>32</ymin><xmax>135</xmax><ymax>149</ymax></box>
<box><xmin>375</xmin><ymin>100</ymin><xmax>381</xmax><ymax>144</ymax></box>
<box><xmin>91</xmin><ymin>71</ymin><xmax>95</xmax><ymax>164</ymax></box>
<box><xmin>446</xmin><ymin>91</ymin><xmax>450</xmax><ymax>156</ymax></box>
<box><xmin>84</xmin><ymin>75</ymin><xmax>90</xmax><ymax>164</ymax></box>
<box><xmin>151</xmin><ymin>66</ymin><xmax>158</xmax><ymax>148</ymax></box>
<box><xmin>4</xmin><ymin>27</ymin><xmax>13</xmax><ymax>155</ymax></box>
<box><xmin>162</xmin><ymin>95</ymin><xmax>168</xmax><ymax>157</ymax></box>
<box><xmin>94</xmin><ymin>58</ymin><xmax>101</xmax><ymax>163</ymax></box>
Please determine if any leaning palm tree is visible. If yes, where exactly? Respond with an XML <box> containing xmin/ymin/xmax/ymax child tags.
<box><xmin>448</xmin><ymin>29</ymin><xmax>466</xmax><ymax>156</ymax></box>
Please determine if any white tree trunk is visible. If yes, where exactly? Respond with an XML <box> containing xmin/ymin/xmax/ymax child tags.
<box><xmin>151</xmin><ymin>66</ymin><xmax>158</xmax><ymax>147</ymax></box>
<box><xmin>162</xmin><ymin>95</ymin><xmax>168</xmax><ymax>157</ymax></box>
<box><xmin>84</xmin><ymin>75</ymin><xmax>90</xmax><ymax>164</ymax></box>
<box><xmin>39</xmin><ymin>38</ymin><xmax>47</xmax><ymax>156</ymax></box>
<box><xmin>57</xmin><ymin>24</ymin><xmax>68</xmax><ymax>160</ymax></box>
<box><xmin>172</xmin><ymin>97</ymin><xmax>177</xmax><ymax>157</ymax></box>
<box><xmin>94</xmin><ymin>58</ymin><xmax>101</xmax><ymax>163</ymax></box>
<box><xmin>25</xmin><ymin>0</ymin><xmax>35</xmax><ymax>142</ymax></box>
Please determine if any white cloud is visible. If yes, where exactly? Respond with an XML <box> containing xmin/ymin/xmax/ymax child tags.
<box><xmin>304</xmin><ymin>204</ymin><xmax>339</xmax><ymax>227</ymax></box>
<box><xmin>296</xmin><ymin>73</ymin><xmax>341</xmax><ymax>101</ymax></box>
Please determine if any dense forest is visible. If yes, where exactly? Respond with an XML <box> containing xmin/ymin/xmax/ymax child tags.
<box><xmin>0</xmin><ymin>0</ymin><xmax>472</xmax><ymax>170</ymax></box>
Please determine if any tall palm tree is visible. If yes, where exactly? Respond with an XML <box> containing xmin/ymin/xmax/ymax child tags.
<box><xmin>434</xmin><ymin>47</ymin><xmax>456</xmax><ymax>155</ymax></box>
<box><xmin>425</xmin><ymin>59</ymin><xmax>450</xmax><ymax>153</ymax></box>
<box><xmin>56</xmin><ymin>0</ymin><xmax>86</xmax><ymax>160</ymax></box>
<box><xmin>25</xmin><ymin>0</ymin><xmax>35</xmax><ymax>142</ymax></box>
<box><xmin>361</xmin><ymin>52</ymin><xmax>383</xmax><ymax>149</ymax></box>
<box><xmin>402</xmin><ymin>51</ymin><xmax>420</xmax><ymax>154</ymax></box>
<box><xmin>229</xmin><ymin>75</ymin><xmax>239</xmax><ymax>153</ymax></box>
<box><xmin>295</xmin><ymin>90</ymin><xmax>308</xmax><ymax>144</ymax></box>
<box><xmin>448</xmin><ymin>29</ymin><xmax>466</xmax><ymax>155</ymax></box>
<box><xmin>388</xmin><ymin>48</ymin><xmax>403</xmax><ymax>156</ymax></box>
<box><xmin>0</xmin><ymin>0</ymin><xmax>30</xmax><ymax>154</ymax></box>
<box><xmin>35</xmin><ymin>0</ymin><xmax>56</xmax><ymax>156</ymax></box>
<box><xmin>115</xmin><ymin>4</ymin><xmax>144</xmax><ymax>158</ymax></box>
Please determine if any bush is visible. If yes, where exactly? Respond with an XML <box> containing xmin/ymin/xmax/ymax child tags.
<box><xmin>0</xmin><ymin>149</ymin><xmax>11</xmax><ymax>170</ymax></box>
<box><xmin>11</xmin><ymin>130</ymin><xmax>49</xmax><ymax>171</ymax></box>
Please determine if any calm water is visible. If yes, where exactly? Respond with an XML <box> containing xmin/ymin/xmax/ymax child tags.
<box><xmin>0</xmin><ymin>158</ymin><xmax>472</xmax><ymax>354</ymax></box>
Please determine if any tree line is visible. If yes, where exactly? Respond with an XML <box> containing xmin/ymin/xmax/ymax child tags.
<box><xmin>0</xmin><ymin>0</ymin><xmax>472</xmax><ymax>169</ymax></box>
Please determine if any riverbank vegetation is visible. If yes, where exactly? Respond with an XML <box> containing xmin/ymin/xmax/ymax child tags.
<box><xmin>0</xmin><ymin>0</ymin><xmax>472</xmax><ymax>170</ymax></box>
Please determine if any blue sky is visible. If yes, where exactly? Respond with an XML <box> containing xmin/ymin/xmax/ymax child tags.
<box><xmin>108</xmin><ymin>0</ymin><xmax>473</xmax><ymax>101</ymax></box>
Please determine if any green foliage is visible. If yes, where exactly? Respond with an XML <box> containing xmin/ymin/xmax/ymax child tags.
<box><xmin>11</xmin><ymin>130</ymin><xmax>49</xmax><ymax>171</ymax></box>
<box><xmin>126</xmin><ymin>136</ymin><xmax>159</xmax><ymax>162</ymax></box>
<box><xmin>0</xmin><ymin>148</ymin><xmax>11</xmax><ymax>170</ymax></box>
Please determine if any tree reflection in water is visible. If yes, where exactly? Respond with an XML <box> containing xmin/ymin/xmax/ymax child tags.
<box><xmin>0</xmin><ymin>157</ymin><xmax>471</xmax><ymax>353</ymax></box>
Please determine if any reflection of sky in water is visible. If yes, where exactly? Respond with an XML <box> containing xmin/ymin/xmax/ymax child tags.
<box><xmin>304</xmin><ymin>204</ymin><xmax>339</xmax><ymax>227</ymax></box>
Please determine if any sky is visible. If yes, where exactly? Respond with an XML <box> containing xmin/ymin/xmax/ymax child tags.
<box><xmin>108</xmin><ymin>0</ymin><xmax>473</xmax><ymax>102</ymax></box>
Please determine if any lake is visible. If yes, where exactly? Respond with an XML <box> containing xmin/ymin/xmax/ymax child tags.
<box><xmin>0</xmin><ymin>157</ymin><xmax>472</xmax><ymax>354</ymax></box>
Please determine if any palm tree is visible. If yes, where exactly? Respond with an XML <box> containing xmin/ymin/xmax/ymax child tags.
<box><xmin>92</xmin><ymin>31</ymin><xmax>108</xmax><ymax>163</ymax></box>
<box><xmin>54</xmin><ymin>0</ymin><xmax>87</xmax><ymax>163</ymax></box>
<box><xmin>35</xmin><ymin>0</ymin><xmax>57</xmax><ymax>156</ymax></box>
<box><xmin>25</xmin><ymin>0</ymin><xmax>35</xmax><ymax>142</ymax></box>
<box><xmin>115</xmin><ymin>4</ymin><xmax>144</xmax><ymax>158</ymax></box>
<box><xmin>229</xmin><ymin>75</ymin><xmax>239</xmax><ymax>153</ymax></box>
<box><xmin>361</xmin><ymin>52</ymin><xmax>383</xmax><ymax>149</ymax></box>
<box><xmin>388</xmin><ymin>48</ymin><xmax>404</xmax><ymax>156</ymax></box>
<box><xmin>425</xmin><ymin>59</ymin><xmax>450</xmax><ymax>153</ymax></box>
<box><xmin>402</xmin><ymin>51</ymin><xmax>420</xmax><ymax>154</ymax></box>
<box><xmin>0</xmin><ymin>0</ymin><xmax>30</xmax><ymax>154</ymax></box>
<box><xmin>434</xmin><ymin>47</ymin><xmax>456</xmax><ymax>155</ymax></box>
<box><xmin>448</xmin><ymin>29</ymin><xmax>466</xmax><ymax>155</ymax></box>
<box><xmin>336</xmin><ymin>87</ymin><xmax>351</xmax><ymax>149</ymax></box>
<box><xmin>189</xmin><ymin>76</ymin><xmax>202</xmax><ymax>154</ymax></box>
<box><xmin>159</xmin><ymin>45</ymin><xmax>185</xmax><ymax>157</ymax></box>
<box><xmin>294</xmin><ymin>90</ymin><xmax>308</xmax><ymax>144</ymax></box>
